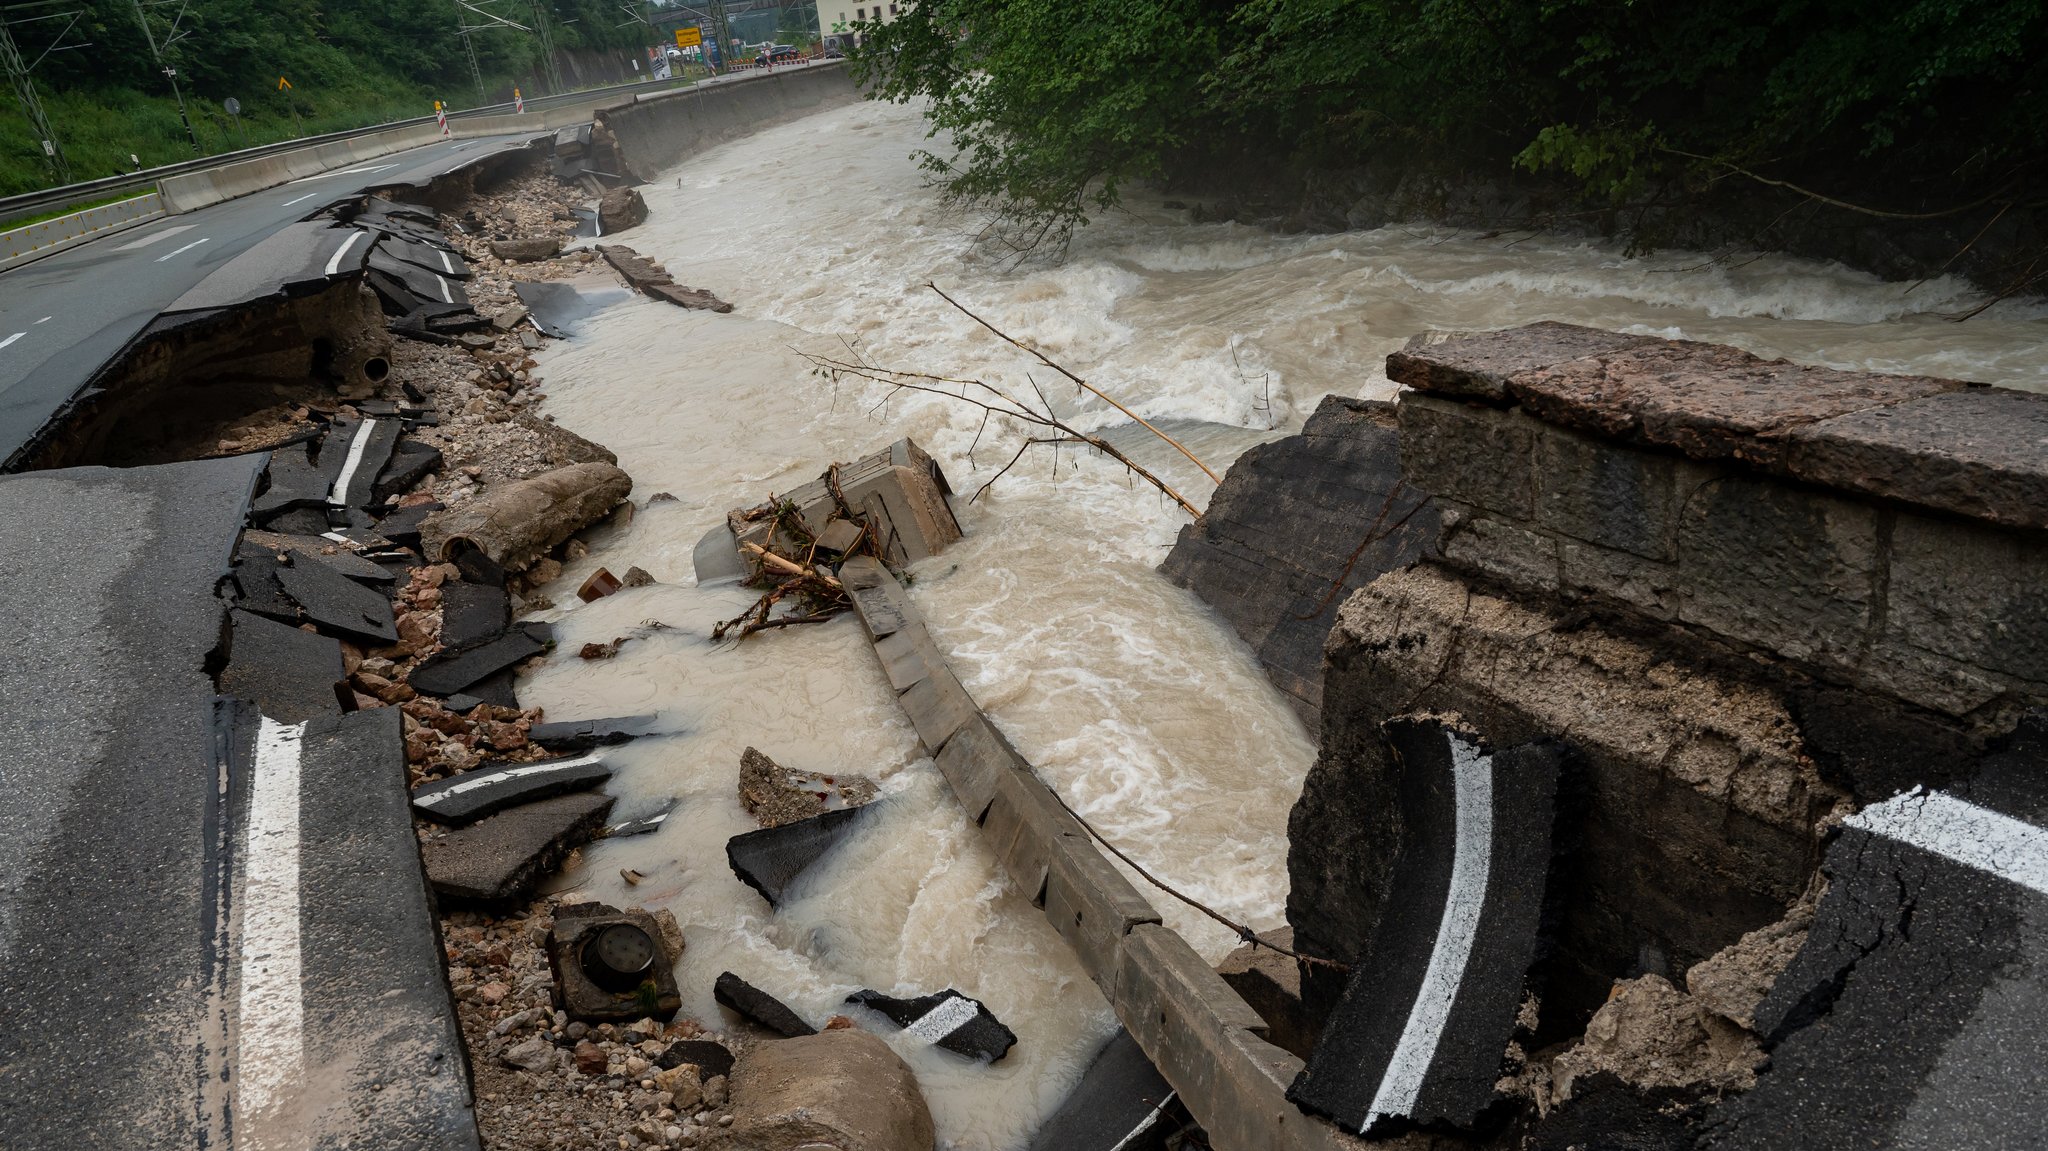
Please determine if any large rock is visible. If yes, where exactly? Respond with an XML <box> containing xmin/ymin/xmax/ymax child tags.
<box><xmin>490</xmin><ymin>236</ymin><xmax>562</xmax><ymax>262</ymax></box>
<box><xmin>1159</xmin><ymin>394</ymin><xmax>1436</xmax><ymax>725</ymax></box>
<box><xmin>725</xmin><ymin>1030</ymin><xmax>935</xmax><ymax>1151</ymax></box>
<box><xmin>597</xmin><ymin>187</ymin><xmax>648</xmax><ymax>233</ymax></box>
<box><xmin>420</xmin><ymin>462</ymin><xmax>631</xmax><ymax>574</ymax></box>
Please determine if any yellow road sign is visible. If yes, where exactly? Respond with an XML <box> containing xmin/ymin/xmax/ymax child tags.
<box><xmin>278</xmin><ymin>76</ymin><xmax>292</xmax><ymax>90</ymax></box>
<box><xmin>673</xmin><ymin>26</ymin><xmax>702</xmax><ymax>48</ymax></box>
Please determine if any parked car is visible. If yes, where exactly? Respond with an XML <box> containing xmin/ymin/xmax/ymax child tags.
<box><xmin>764</xmin><ymin>44</ymin><xmax>801</xmax><ymax>63</ymax></box>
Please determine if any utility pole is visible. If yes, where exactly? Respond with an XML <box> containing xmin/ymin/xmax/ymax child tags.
<box><xmin>0</xmin><ymin>15</ymin><xmax>66</xmax><ymax>181</ymax></box>
<box><xmin>458</xmin><ymin>13</ymin><xmax>485</xmax><ymax>101</ymax></box>
<box><xmin>527</xmin><ymin>0</ymin><xmax>564</xmax><ymax>94</ymax></box>
<box><xmin>128</xmin><ymin>0</ymin><xmax>199</xmax><ymax>153</ymax></box>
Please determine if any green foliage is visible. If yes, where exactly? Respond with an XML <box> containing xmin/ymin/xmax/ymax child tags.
<box><xmin>854</xmin><ymin>0</ymin><xmax>2048</xmax><ymax>246</ymax></box>
<box><xmin>0</xmin><ymin>0</ymin><xmax>661</xmax><ymax>196</ymax></box>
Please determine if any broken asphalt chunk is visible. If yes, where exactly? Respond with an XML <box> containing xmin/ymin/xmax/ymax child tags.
<box><xmin>604</xmin><ymin>801</ymin><xmax>677</xmax><ymax>839</ymax></box>
<box><xmin>323</xmin><ymin>417</ymin><xmax>400</xmax><ymax>508</ymax></box>
<box><xmin>1288</xmin><ymin>719</ymin><xmax>1565</xmax><ymax>1135</ymax></box>
<box><xmin>845</xmin><ymin>989</ymin><xmax>1017</xmax><ymax>1063</ymax></box>
<box><xmin>375</xmin><ymin>441</ymin><xmax>443</xmax><ymax>502</ymax></box>
<box><xmin>1027</xmin><ymin>1030</ymin><xmax>1179</xmax><ymax>1151</ymax></box>
<box><xmin>727</xmin><ymin>806</ymin><xmax>872</xmax><ymax>908</ymax></box>
<box><xmin>530</xmin><ymin>714</ymin><xmax>659</xmax><ymax>753</ymax></box>
<box><xmin>1700</xmin><ymin>721</ymin><xmax>2048</xmax><ymax>1151</ymax></box>
<box><xmin>411</xmin><ymin>753</ymin><xmax>610</xmax><ymax>825</ymax></box>
<box><xmin>422</xmin><ymin>791</ymin><xmax>614</xmax><ymax>906</ymax></box>
<box><xmin>218</xmin><ymin>608</ymin><xmax>347</xmax><ymax>722</ymax></box>
<box><xmin>375</xmin><ymin>501</ymin><xmax>442</xmax><ymax>550</ymax></box>
<box><xmin>655</xmin><ymin>1040</ymin><xmax>734</xmax><ymax>1080</ymax></box>
<box><xmin>713</xmin><ymin>972</ymin><xmax>816</xmax><ymax>1038</ymax></box>
<box><xmin>275</xmin><ymin>552</ymin><xmax>399</xmax><ymax>643</ymax></box>
<box><xmin>440</xmin><ymin>578</ymin><xmax>512</xmax><ymax>649</ymax></box>
<box><xmin>408</xmin><ymin>627</ymin><xmax>545</xmax><ymax>696</ymax></box>
<box><xmin>241</xmin><ymin>530</ymin><xmax>393</xmax><ymax>584</ymax></box>
<box><xmin>253</xmin><ymin>438</ymin><xmax>344</xmax><ymax>523</ymax></box>
<box><xmin>232</xmin><ymin>548</ymin><xmax>302</xmax><ymax>622</ymax></box>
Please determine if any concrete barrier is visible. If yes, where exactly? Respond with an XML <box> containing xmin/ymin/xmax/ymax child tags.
<box><xmin>837</xmin><ymin>557</ymin><xmax>1360</xmax><ymax>1151</ymax></box>
<box><xmin>0</xmin><ymin>191</ymin><xmax>165</xmax><ymax>273</ymax></box>
<box><xmin>158</xmin><ymin>122</ymin><xmax>448</xmax><ymax>214</ymax></box>
<box><xmin>598</xmin><ymin>62</ymin><xmax>861</xmax><ymax>180</ymax></box>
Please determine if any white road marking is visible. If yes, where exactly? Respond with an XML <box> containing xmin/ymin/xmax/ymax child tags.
<box><xmin>903</xmin><ymin>994</ymin><xmax>983</xmax><ymax>1043</ymax></box>
<box><xmin>438</xmin><ymin>249</ymin><xmax>454</xmax><ymax>274</ymax></box>
<box><xmin>413</xmin><ymin>756</ymin><xmax>604</xmax><ymax>807</ymax></box>
<box><xmin>435</xmin><ymin>273</ymin><xmax>453</xmax><ymax>304</ymax></box>
<box><xmin>237</xmin><ymin>717</ymin><xmax>307</xmax><ymax>1132</ymax></box>
<box><xmin>282</xmin><ymin>192</ymin><xmax>318</xmax><ymax>206</ymax></box>
<box><xmin>1109</xmin><ymin>1092</ymin><xmax>1179</xmax><ymax>1151</ymax></box>
<box><xmin>34</xmin><ymin>316</ymin><xmax>49</xmax><ymax>323</ymax></box>
<box><xmin>325</xmin><ymin>417</ymin><xmax>379</xmax><ymax>504</ymax></box>
<box><xmin>1848</xmin><ymin>788</ymin><xmax>2048</xmax><ymax>896</ymax></box>
<box><xmin>1364</xmin><ymin>733</ymin><xmax>1494</xmax><ymax>1132</ymax></box>
<box><xmin>112</xmin><ymin>223</ymin><xmax>196</xmax><ymax>251</ymax></box>
<box><xmin>323</xmin><ymin>230</ymin><xmax>366</xmax><ymax>276</ymax></box>
<box><xmin>287</xmin><ymin>162</ymin><xmax>399</xmax><ymax>184</ymax></box>
<box><xmin>0</xmin><ymin>332</ymin><xmax>23</xmax><ymax>350</ymax></box>
<box><xmin>156</xmin><ymin>237</ymin><xmax>210</xmax><ymax>262</ymax></box>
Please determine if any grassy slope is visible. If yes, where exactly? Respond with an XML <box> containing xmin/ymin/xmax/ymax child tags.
<box><xmin>0</xmin><ymin>79</ymin><xmax>434</xmax><ymax>197</ymax></box>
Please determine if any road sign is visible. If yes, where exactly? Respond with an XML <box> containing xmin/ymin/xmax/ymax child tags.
<box><xmin>673</xmin><ymin>26</ymin><xmax>701</xmax><ymax>48</ymax></box>
<box><xmin>278</xmin><ymin>76</ymin><xmax>292</xmax><ymax>90</ymax></box>
<box><xmin>223</xmin><ymin>97</ymin><xmax>240</xmax><ymax>115</ymax></box>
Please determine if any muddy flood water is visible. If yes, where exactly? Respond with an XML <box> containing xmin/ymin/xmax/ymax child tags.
<box><xmin>515</xmin><ymin>97</ymin><xmax>2048</xmax><ymax>1149</ymax></box>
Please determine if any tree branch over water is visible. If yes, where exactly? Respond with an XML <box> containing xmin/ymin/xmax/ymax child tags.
<box><xmin>797</xmin><ymin>291</ymin><xmax>1218</xmax><ymax>518</ymax></box>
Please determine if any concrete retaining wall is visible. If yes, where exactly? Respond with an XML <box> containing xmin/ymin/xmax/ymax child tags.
<box><xmin>159</xmin><ymin>123</ymin><xmax>446</xmax><ymax>214</ymax></box>
<box><xmin>0</xmin><ymin>192</ymin><xmax>164</xmax><ymax>272</ymax></box>
<box><xmin>598</xmin><ymin>62</ymin><xmax>860</xmax><ymax>181</ymax></box>
<box><xmin>837</xmin><ymin>557</ymin><xmax>1361</xmax><ymax>1151</ymax></box>
<box><xmin>1389</xmin><ymin>325</ymin><xmax>2048</xmax><ymax>728</ymax></box>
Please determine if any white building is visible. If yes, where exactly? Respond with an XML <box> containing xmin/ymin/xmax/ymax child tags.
<box><xmin>819</xmin><ymin>0</ymin><xmax>908</xmax><ymax>49</ymax></box>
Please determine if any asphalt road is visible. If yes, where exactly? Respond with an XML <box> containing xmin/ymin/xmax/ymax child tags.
<box><xmin>0</xmin><ymin>457</ymin><xmax>476</xmax><ymax>1149</ymax></box>
<box><xmin>0</xmin><ymin>132</ymin><xmax>541</xmax><ymax>466</ymax></box>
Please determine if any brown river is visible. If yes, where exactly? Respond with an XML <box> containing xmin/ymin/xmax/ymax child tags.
<box><xmin>514</xmin><ymin>96</ymin><xmax>2048</xmax><ymax>1149</ymax></box>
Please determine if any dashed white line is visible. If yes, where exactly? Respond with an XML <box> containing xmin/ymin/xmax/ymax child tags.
<box><xmin>435</xmin><ymin>273</ymin><xmax>453</xmax><ymax>304</ymax></box>
<box><xmin>325</xmin><ymin>417</ymin><xmax>379</xmax><ymax>504</ymax></box>
<box><xmin>438</xmin><ymin>249</ymin><xmax>454</xmax><ymax>274</ymax></box>
<box><xmin>287</xmin><ymin>162</ymin><xmax>399</xmax><ymax>184</ymax></box>
<box><xmin>1848</xmin><ymin>787</ymin><xmax>2048</xmax><ymax>896</ymax></box>
<box><xmin>156</xmin><ymin>237</ymin><xmax>210</xmax><ymax>262</ymax></box>
<box><xmin>237</xmin><ymin>717</ymin><xmax>308</xmax><ymax>1130</ymax></box>
<box><xmin>0</xmin><ymin>332</ymin><xmax>23</xmax><ymax>350</ymax></box>
<box><xmin>33</xmin><ymin>316</ymin><xmax>49</xmax><ymax>323</ymax></box>
<box><xmin>323</xmin><ymin>230</ymin><xmax>366</xmax><ymax>276</ymax></box>
<box><xmin>282</xmin><ymin>192</ymin><xmax>318</xmax><ymax>207</ymax></box>
<box><xmin>112</xmin><ymin>223</ymin><xmax>195</xmax><ymax>251</ymax></box>
<box><xmin>1363</xmin><ymin>733</ymin><xmax>1494</xmax><ymax>1133</ymax></box>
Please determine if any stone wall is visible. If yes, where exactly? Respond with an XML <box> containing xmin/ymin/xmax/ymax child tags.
<box><xmin>1390</xmin><ymin>324</ymin><xmax>2048</xmax><ymax>736</ymax></box>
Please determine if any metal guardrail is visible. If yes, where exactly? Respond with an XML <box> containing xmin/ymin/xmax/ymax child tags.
<box><xmin>0</xmin><ymin>74</ymin><xmax>700</xmax><ymax>226</ymax></box>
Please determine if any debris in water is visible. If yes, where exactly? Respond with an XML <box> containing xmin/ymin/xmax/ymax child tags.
<box><xmin>713</xmin><ymin>971</ymin><xmax>816</xmax><ymax>1038</ymax></box>
<box><xmin>736</xmin><ymin>746</ymin><xmax>876</xmax><ymax>828</ymax></box>
<box><xmin>726</xmin><ymin>805</ymin><xmax>875</xmax><ymax>907</ymax></box>
<box><xmin>844</xmin><ymin>988</ymin><xmax>1018</xmax><ymax>1063</ymax></box>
